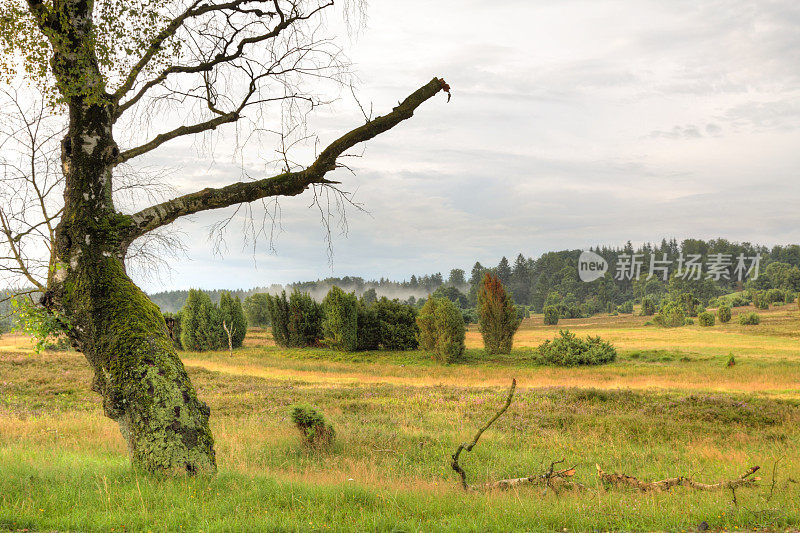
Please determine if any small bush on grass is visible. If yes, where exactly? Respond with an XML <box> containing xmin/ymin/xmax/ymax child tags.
<box><xmin>717</xmin><ymin>304</ymin><xmax>732</xmax><ymax>323</ymax></box>
<box><xmin>417</xmin><ymin>297</ymin><xmax>465</xmax><ymax>363</ymax></box>
<box><xmin>739</xmin><ymin>312</ymin><xmax>761</xmax><ymax>325</ymax></box>
<box><xmin>617</xmin><ymin>300</ymin><xmax>634</xmax><ymax>314</ymax></box>
<box><xmin>752</xmin><ymin>290</ymin><xmax>770</xmax><ymax>310</ymax></box>
<box><xmin>537</xmin><ymin>330</ymin><xmax>616</xmax><ymax>366</ymax></box>
<box><xmin>640</xmin><ymin>297</ymin><xmax>656</xmax><ymax>316</ymax></box>
<box><xmin>654</xmin><ymin>301</ymin><xmax>685</xmax><ymax>328</ymax></box>
<box><xmin>290</xmin><ymin>405</ymin><xmax>335</xmax><ymax>449</ymax></box>
<box><xmin>698</xmin><ymin>311</ymin><xmax>715</xmax><ymax>327</ymax></box>
<box><xmin>766</xmin><ymin>288</ymin><xmax>785</xmax><ymax>304</ymax></box>
<box><xmin>543</xmin><ymin>306</ymin><xmax>559</xmax><ymax>325</ymax></box>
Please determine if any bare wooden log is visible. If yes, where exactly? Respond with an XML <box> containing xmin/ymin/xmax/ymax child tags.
<box><xmin>596</xmin><ymin>464</ymin><xmax>760</xmax><ymax>492</ymax></box>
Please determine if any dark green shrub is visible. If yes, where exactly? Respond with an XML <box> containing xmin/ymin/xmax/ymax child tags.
<box><xmin>461</xmin><ymin>308</ymin><xmax>477</xmax><ymax>325</ymax></box>
<box><xmin>322</xmin><ymin>286</ymin><xmax>358</xmax><ymax>351</ymax></box>
<box><xmin>784</xmin><ymin>291</ymin><xmax>796</xmax><ymax>304</ymax></box>
<box><xmin>537</xmin><ymin>330</ymin><xmax>616</xmax><ymax>366</ymax></box>
<box><xmin>717</xmin><ymin>304</ymin><xmax>732</xmax><ymax>323</ymax></box>
<box><xmin>290</xmin><ymin>405</ymin><xmax>335</xmax><ymax>449</ymax></box>
<box><xmin>266</xmin><ymin>290</ymin><xmax>323</xmax><ymax>347</ymax></box>
<box><xmin>766</xmin><ymin>288</ymin><xmax>784</xmax><ymax>304</ymax></box>
<box><xmin>729</xmin><ymin>295</ymin><xmax>749</xmax><ymax>307</ymax></box>
<box><xmin>219</xmin><ymin>291</ymin><xmax>247</xmax><ymax>349</ymax></box>
<box><xmin>265</xmin><ymin>291</ymin><xmax>291</xmax><ymax>346</ymax></box>
<box><xmin>417</xmin><ymin>298</ymin><xmax>437</xmax><ymax>352</ymax></box>
<box><xmin>243</xmin><ymin>293</ymin><xmax>271</xmax><ymax>327</ymax></box>
<box><xmin>477</xmin><ymin>274</ymin><xmax>520</xmax><ymax>354</ymax></box>
<box><xmin>698</xmin><ymin>311</ymin><xmax>715</xmax><ymax>327</ymax></box>
<box><xmin>654</xmin><ymin>301</ymin><xmax>686</xmax><ymax>328</ymax></box>
<box><xmin>287</xmin><ymin>291</ymin><xmax>324</xmax><ymax>347</ymax></box>
<box><xmin>739</xmin><ymin>312</ymin><xmax>761</xmax><ymax>325</ymax></box>
<box><xmin>640</xmin><ymin>297</ymin><xmax>656</xmax><ymax>316</ymax></box>
<box><xmin>180</xmin><ymin>289</ymin><xmax>224</xmax><ymax>351</ymax></box>
<box><xmin>677</xmin><ymin>292</ymin><xmax>701</xmax><ymax>317</ymax></box>
<box><xmin>374</xmin><ymin>297</ymin><xmax>418</xmax><ymax>350</ymax></box>
<box><xmin>356</xmin><ymin>298</ymin><xmax>381</xmax><ymax>351</ymax></box>
<box><xmin>417</xmin><ymin>297</ymin><xmax>465</xmax><ymax>363</ymax></box>
<box><xmin>752</xmin><ymin>290</ymin><xmax>769</xmax><ymax>309</ymax></box>
<box><xmin>685</xmin><ymin>318</ymin><xmax>694</xmax><ymax>325</ymax></box>
<box><xmin>543</xmin><ymin>306</ymin><xmax>559</xmax><ymax>325</ymax></box>
<box><xmin>617</xmin><ymin>300</ymin><xmax>634</xmax><ymax>314</ymax></box>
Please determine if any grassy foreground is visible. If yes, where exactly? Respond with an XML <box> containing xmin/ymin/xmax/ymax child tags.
<box><xmin>1</xmin><ymin>305</ymin><xmax>800</xmax><ymax>531</ymax></box>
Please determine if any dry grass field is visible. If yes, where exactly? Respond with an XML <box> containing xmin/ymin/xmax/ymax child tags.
<box><xmin>1</xmin><ymin>304</ymin><xmax>799</xmax><ymax>531</ymax></box>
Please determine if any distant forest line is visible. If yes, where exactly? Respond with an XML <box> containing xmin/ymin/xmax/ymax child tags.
<box><xmin>146</xmin><ymin>238</ymin><xmax>800</xmax><ymax>314</ymax></box>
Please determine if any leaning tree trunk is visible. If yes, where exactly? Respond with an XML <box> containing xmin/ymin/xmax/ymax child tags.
<box><xmin>44</xmin><ymin>93</ymin><xmax>216</xmax><ymax>474</ymax></box>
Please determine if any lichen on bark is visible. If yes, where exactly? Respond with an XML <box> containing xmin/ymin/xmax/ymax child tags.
<box><xmin>59</xmin><ymin>254</ymin><xmax>216</xmax><ymax>474</ymax></box>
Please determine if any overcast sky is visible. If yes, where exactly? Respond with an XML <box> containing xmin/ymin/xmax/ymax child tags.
<box><xmin>132</xmin><ymin>0</ymin><xmax>800</xmax><ymax>292</ymax></box>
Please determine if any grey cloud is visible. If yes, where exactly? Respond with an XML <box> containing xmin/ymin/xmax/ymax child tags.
<box><xmin>126</xmin><ymin>0</ymin><xmax>800</xmax><ymax>291</ymax></box>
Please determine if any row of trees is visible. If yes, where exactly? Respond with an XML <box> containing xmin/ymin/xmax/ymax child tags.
<box><xmin>166</xmin><ymin>290</ymin><xmax>247</xmax><ymax>352</ymax></box>
<box><xmin>147</xmin><ymin>240</ymin><xmax>800</xmax><ymax>323</ymax></box>
<box><xmin>262</xmin><ymin>274</ymin><xmax>522</xmax><ymax>362</ymax></box>
<box><xmin>264</xmin><ymin>288</ymin><xmax>419</xmax><ymax>352</ymax></box>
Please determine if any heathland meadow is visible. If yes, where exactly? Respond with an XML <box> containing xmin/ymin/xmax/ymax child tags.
<box><xmin>1</xmin><ymin>304</ymin><xmax>799</xmax><ymax>531</ymax></box>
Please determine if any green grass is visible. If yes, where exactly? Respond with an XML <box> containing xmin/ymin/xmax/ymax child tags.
<box><xmin>1</xmin><ymin>305</ymin><xmax>800</xmax><ymax>531</ymax></box>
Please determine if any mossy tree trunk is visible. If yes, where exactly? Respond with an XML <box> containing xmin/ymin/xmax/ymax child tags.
<box><xmin>44</xmin><ymin>92</ymin><xmax>216</xmax><ymax>474</ymax></box>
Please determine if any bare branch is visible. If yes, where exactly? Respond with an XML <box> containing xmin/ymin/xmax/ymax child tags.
<box><xmin>451</xmin><ymin>379</ymin><xmax>516</xmax><ymax>490</ymax></box>
<box><xmin>117</xmin><ymin>111</ymin><xmax>240</xmax><ymax>163</ymax></box>
<box><xmin>122</xmin><ymin>77</ymin><xmax>450</xmax><ymax>246</ymax></box>
<box><xmin>114</xmin><ymin>1</ymin><xmax>334</xmax><ymax>119</ymax></box>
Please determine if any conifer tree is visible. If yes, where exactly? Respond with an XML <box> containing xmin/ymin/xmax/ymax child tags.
<box><xmin>322</xmin><ymin>286</ymin><xmax>358</xmax><ymax>351</ymax></box>
<box><xmin>477</xmin><ymin>273</ymin><xmax>521</xmax><ymax>354</ymax></box>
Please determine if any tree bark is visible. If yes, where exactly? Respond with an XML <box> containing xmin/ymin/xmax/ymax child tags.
<box><xmin>44</xmin><ymin>92</ymin><xmax>216</xmax><ymax>474</ymax></box>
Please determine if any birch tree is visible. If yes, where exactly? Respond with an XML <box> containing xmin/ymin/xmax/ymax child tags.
<box><xmin>0</xmin><ymin>0</ymin><xmax>448</xmax><ymax>474</ymax></box>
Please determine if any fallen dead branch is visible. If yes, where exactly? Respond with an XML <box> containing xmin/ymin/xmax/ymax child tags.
<box><xmin>473</xmin><ymin>459</ymin><xmax>578</xmax><ymax>491</ymax></box>
<box><xmin>450</xmin><ymin>379</ymin><xmax>580</xmax><ymax>492</ymax></box>
<box><xmin>596</xmin><ymin>464</ymin><xmax>760</xmax><ymax>492</ymax></box>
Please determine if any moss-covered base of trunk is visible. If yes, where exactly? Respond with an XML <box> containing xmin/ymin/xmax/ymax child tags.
<box><xmin>58</xmin><ymin>255</ymin><xmax>216</xmax><ymax>475</ymax></box>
